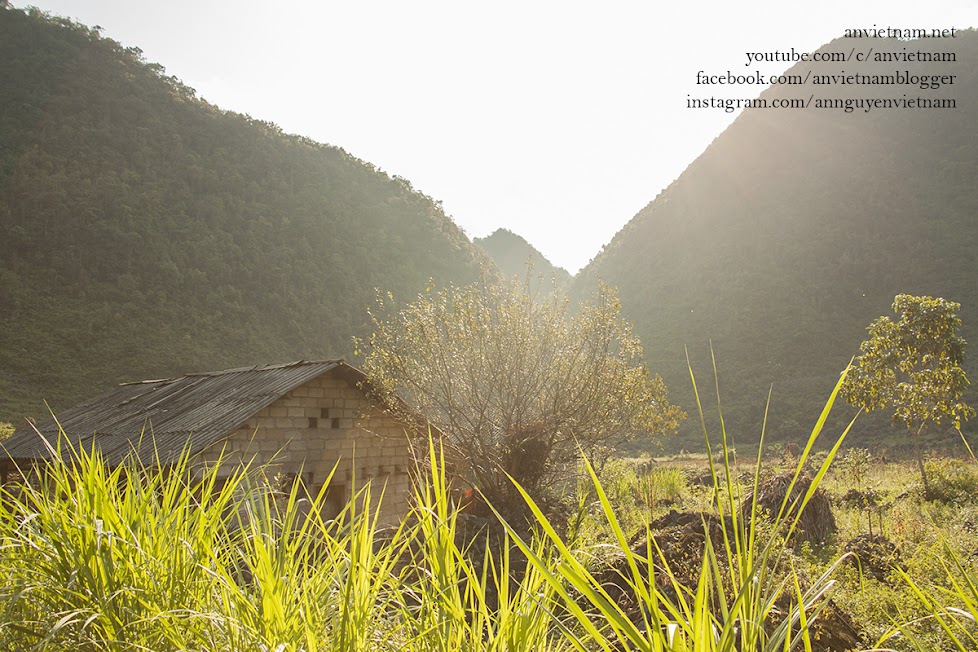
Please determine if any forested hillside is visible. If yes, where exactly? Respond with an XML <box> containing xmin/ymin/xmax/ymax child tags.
<box><xmin>0</xmin><ymin>5</ymin><xmax>488</xmax><ymax>421</ymax></box>
<box><xmin>474</xmin><ymin>228</ymin><xmax>571</xmax><ymax>287</ymax></box>
<box><xmin>575</xmin><ymin>32</ymin><xmax>978</xmax><ymax>451</ymax></box>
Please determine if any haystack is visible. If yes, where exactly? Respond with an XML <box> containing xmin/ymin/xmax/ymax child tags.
<box><xmin>741</xmin><ymin>472</ymin><xmax>836</xmax><ymax>545</ymax></box>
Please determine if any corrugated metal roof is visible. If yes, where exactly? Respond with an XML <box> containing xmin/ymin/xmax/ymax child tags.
<box><xmin>2</xmin><ymin>360</ymin><xmax>360</xmax><ymax>466</ymax></box>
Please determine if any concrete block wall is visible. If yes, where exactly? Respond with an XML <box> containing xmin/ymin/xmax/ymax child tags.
<box><xmin>194</xmin><ymin>370</ymin><xmax>416</xmax><ymax>525</ymax></box>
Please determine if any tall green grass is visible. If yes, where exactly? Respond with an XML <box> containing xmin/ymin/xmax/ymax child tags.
<box><xmin>3</xmin><ymin>360</ymin><xmax>973</xmax><ymax>651</ymax></box>
<box><xmin>493</xmin><ymin>356</ymin><xmax>859</xmax><ymax>651</ymax></box>
<box><xmin>0</xmin><ymin>435</ymin><xmax>569</xmax><ymax>651</ymax></box>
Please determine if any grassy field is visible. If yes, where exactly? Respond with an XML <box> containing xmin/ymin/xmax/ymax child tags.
<box><xmin>585</xmin><ymin>450</ymin><xmax>978</xmax><ymax>650</ymax></box>
<box><xmin>2</xmin><ymin>377</ymin><xmax>978</xmax><ymax>650</ymax></box>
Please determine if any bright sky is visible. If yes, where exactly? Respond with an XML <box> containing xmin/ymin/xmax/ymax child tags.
<box><xmin>26</xmin><ymin>1</ymin><xmax>978</xmax><ymax>273</ymax></box>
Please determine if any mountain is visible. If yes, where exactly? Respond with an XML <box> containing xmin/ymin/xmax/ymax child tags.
<box><xmin>574</xmin><ymin>32</ymin><xmax>978</xmax><ymax>451</ymax></box>
<box><xmin>474</xmin><ymin>229</ymin><xmax>571</xmax><ymax>287</ymax></box>
<box><xmin>0</xmin><ymin>5</ymin><xmax>489</xmax><ymax>421</ymax></box>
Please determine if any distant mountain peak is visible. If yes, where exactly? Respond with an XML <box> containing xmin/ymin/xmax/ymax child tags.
<box><xmin>474</xmin><ymin>229</ymin><xmax>571</xmax><ymax>285</ymax></box>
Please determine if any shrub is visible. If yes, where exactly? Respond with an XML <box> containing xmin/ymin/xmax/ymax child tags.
<box><xmin>922</xmin><ymin>458</ymin><xmax>978</xmax><ymax>505</ymax></box>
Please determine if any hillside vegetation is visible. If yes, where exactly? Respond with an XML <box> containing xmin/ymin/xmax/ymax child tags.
<box><xmin>474</xmin><ymin>228</ymin><xmax>571</xmax><ymax>288</ymax></box>
<box><xmin>0</xmin><ymin>5</ymin><xmax>489</xmax><ymax>421</ymax></box>
<box><xmin>575</xmin><ymin>32</ymin><xmax>978</xmax><ymax>451</ymax></box>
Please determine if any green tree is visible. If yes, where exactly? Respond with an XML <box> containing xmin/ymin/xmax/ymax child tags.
<box><xmin>842</xmin><ymin>294</ymin><xmax>975</xmax><ymax>497</ymax></box>
<box><xmin>356</xmin><ymin>278</ymin><xmax>684</xmax><ymax>510</ymax></box>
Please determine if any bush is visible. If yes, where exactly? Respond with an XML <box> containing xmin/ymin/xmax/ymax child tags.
<box><xmin>357</xmin><ymin>278</ymin><xmax>684</xmax><ymax>512</ymax></box>
<box><xmin>922</xmin><ymin>458</ymin><xmax>978</xmax><ymax>505</ymax></box>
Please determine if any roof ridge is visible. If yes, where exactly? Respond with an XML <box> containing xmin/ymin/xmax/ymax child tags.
<box><xmin>118</xmin><ymin>359</ymin><xmax>347</xmax><ymax>385</ymax></box>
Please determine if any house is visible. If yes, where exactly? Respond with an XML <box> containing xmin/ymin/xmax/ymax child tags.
<box><xmin>0</xmin><ymin>360</ymin><xmax>422</xmax><ymax>524</ymax></box>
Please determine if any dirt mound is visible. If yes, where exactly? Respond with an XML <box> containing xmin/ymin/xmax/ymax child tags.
<box><xmin>684</xmin><ymin>468</ymin><xmax>718</xmax><ymax>487</ymax></box>
<box><xmin>843</xmin><ymin>534</ymin><xmax>903</xmax><ymax>581</ymax></box>
<box><xmin>593</xmin><ymin>510</ymin><xmax>731</xmax><ymax>615</ymax></box>
<box><xmin>646</xmin><ymin>510</ymin><xmax>731</xmax><ymax>592</ymax></box>
<box><xmin>837</xmin><ymin>488</ymin><xmax>882</xmax><ymax>509</ymax></box>
<box><xmin>649</xmin><ymin>508</ymin><xmax>727</xmax><ymax>532</ymax></box>
<box><xmin>593</xmin><ymin>508</ymin><xmax>860</xmax><ymax>651</ymax></box>
<box><xmin>810</xmin><ymin>600</ymin><xmax>863</xmax><ymax>651</ymax></box>
<box><xmin>771</xmin><ymin>593</ymin><xmax>863</xmax><ymax>651</ymax></box>
<box><xmin>742</xmin><ymin>472</ymin><xmax>837</xmax><ymax>545</ymax></box>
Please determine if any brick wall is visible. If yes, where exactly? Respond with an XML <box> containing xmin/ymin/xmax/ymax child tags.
<box><xmin>195</xmin><ymin>369</ymin><xmax>416</xmax><ymax>525</ymax></box>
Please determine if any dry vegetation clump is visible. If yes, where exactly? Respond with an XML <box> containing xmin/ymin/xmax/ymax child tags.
<box><xmin>742</xmin><ymin>471</ymin><xmax>837</xmax><ymax>544</ymax></box>
<box><xmin>770</xmin><ymin>594</ymin><xmax>863</xmax><ymax>652</ymax></box>
<box><xmin>590</xmin><ymin>510</ymin><xmax>732</xmax><ymax>619</ymax></box>
<box><xmin>837</xmin><ymin>487</ymin><xmax>883</xmax><ymax>509</ymax></box>
<box><xmin>812</xmin><ymin>601</ymin><xmax>864</xmax><ymax>651</ymax></box>
<box><xmin>645</xmin><ymin>509</ymin><xmax>731</xmax><ymax>587</ymax></box>
<box><xmin>588</xmin><ymin>506</ymin><xmax>865</xmax><ymax>652</ymax></box>
<box><xmin>683</xmin><ymin>466</ymin><xmax>718</xmax><ymax>487</ymax></box>
<box><xmin>843</xmin><ymin>533</ymin><xmax>904</xmax><ymax>582</ymax></box>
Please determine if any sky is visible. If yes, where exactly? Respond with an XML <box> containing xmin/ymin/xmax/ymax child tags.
<box><xmin>25</xmin><ymin>1</ymin><xmax>978</xmax><ymax>273</ymax></box>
